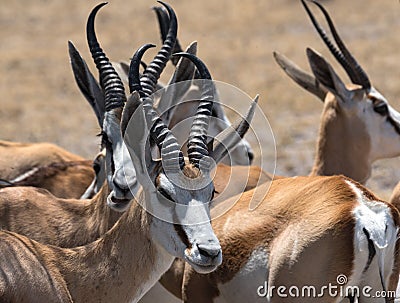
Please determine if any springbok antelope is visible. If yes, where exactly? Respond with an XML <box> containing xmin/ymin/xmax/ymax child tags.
<box><xmin>0</xmin><ymin>0</ymin><xmax>265</xmax><ymax>251</ymax></box>
<box><xmin>0</xmin><ymin>65</ymin><xmax>224</xmax><ymax>302</ymax></box>
<box><xmin>139</xmin><ymin>1</ymin><xmax>400</xmax><ymax>302</ymax></box>
<box><xmin>171</xmin><ymin>175</ymin><xmax>400</xmax><ymax>303</ymax></box>
<box><xmin>273</xmin><ymin>0</ymin><xmax>400</xmax><ymax>185</ymax></box>
<box><xmin>0</xmin><ymin>140</ymin><xmax>95</xmax><ymax>198</ymax></box>
<box><xmin>0</xmin><ymin>3</ymin><xmax>267</xmax><ymax>301</ymax></box>
<box><xmin>83</xmin><ymin>27</ymin><xmax>270</xmax><ymax>202</ymax></box>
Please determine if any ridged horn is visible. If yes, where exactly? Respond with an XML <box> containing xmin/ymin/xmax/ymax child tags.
<box><xmin>153</xmin><ymin>5</ymin><xmax>183</xmax><ymax>66</ymax></box>
<box><xmin>173</xmin><ymin>52</ymin><xmax>214</xmax><ymax>168</ymax></box>
<box><xmin>86</xmin><ymin>2</ymin><xmax>126</xmax><ymax>111</ymax></box>
<box><xmin>301</xmin><ymin>0</ymin><xmax>371</xmax><ymax>90</ymax></box>
<box><xmin>140</xmin><ymin>1</ymin><xmax>177</xmax><ymax>97</ymax></box>
<box><xmin>309</xmin><ymin>0</ymin><xmax>371</xmax><ymax>89</ymax></box>
<box><xmin>128</xmin><ymin>44</ymin><xmax>156</xmax><ymax>95</ymax></box>
<box><xmin>129</xmin><ymin>45</ymin><xmax>185</xmax><ymax>169</ymax></box>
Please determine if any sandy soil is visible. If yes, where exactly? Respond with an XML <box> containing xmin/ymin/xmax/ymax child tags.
<box><xmin>0</xmin><ymin>0</ymin><xmax>399</xmax><ymax>199</ymax></box>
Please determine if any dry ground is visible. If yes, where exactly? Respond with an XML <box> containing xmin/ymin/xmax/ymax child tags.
<box><xmin>0</xmin><ymin>0</ymin><xmax>399</xmax><ymax>199</ymax></box>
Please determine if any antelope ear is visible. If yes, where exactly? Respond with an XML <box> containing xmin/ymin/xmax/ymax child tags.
<box><xmin>306</xmin><ymin>48</ymin><xmax>353</xmax><ymax>103</ymax></box>
<box><xmin>210</xmin><ymin>95</ymin><xmax>258</xmax><ymax>164</ymax></box>
<box><xmin>111</xmin><ymin>61</ymin><xmax>130</xmax><ymax>86</ymax></box>
<box><xmin>121</xmin><ymin>92</ymin><xmax>155</xmax><ymax>187</ymax></box>
<box><xmin>68</xmin><ymin>41</ymin><xmax>105</xmax><ymax>126</ymax></box>
<box><xmin>273</xmin><ymin>51</ymin><xmax>327</xmax><ymax>102</ymax></box>
<box><xmin>157</xmin><ymin>41</ymin><xmax>198</xmax><ymax>123</ymax></box>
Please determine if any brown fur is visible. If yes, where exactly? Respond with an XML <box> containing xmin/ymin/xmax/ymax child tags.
<box><xmin>0</xmin><ymin>140</ymin><xmax>94</xmax><ymax>198</ymax></box>
<box><xmin>0</xmin><ymin>182</ymin><xmax>120</xmax><ymax>248</ymax></box>
<box><xmin>311</xmin><ymin>93</ymin><xmax>372</xmax><ymax>184</ymax></box>
<box><xmin>389</xmin><ymin>183</ymin><xmax>400</xmax><ymax>212</ymax></box>
<box><xmin>0</xmin><ymin>191</ymin><xmax>161</xmax><ymax>303</ymax></box>
<box><xmin>155</xmin><ymin>176</ymin><xmax>400</xmax><ymax>302</ymax></box>
<box><xmin>8</xmin><ymin>160</ymin><xmax>95</xmax><ymax>199</ymax></box>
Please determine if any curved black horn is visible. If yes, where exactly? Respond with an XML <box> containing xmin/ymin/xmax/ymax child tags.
<box><xmin>129</xmin><ymin>45</ymin><xmax>185</xmax><ymax>169</ymax></box>
<box><xmin>173</xmin><ymin>52</ymin><xmax>214</xmax><ymax>167</ymax></box>
<box><xmin>153</xmin><ymin>5</ymin><xmax>183</xmax><ymax>66</ymax></box>
<box><xmin>128</xmin><ymin>43</ymin><xmax>156</xmax><ymax>95</ymax></box>
<box><xmin>87</xmin><ymin>2</ymin><xmax>126</xmax><ymax>110</ymax></box>
<box><xmin>301</xmin><ymin>0</ymin><xmax>371</xmax><ymax>90</ymax></box>
<box><xmin>141</xmin><ymin>1</ymin><xmax>177</xmax><ymax>97</ymax></box>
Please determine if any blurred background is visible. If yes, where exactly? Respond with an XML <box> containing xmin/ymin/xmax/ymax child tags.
<box><xmin>0</xmin><ymin>0</ymin><xmax>399</xmax><ymax>199</ymax></box>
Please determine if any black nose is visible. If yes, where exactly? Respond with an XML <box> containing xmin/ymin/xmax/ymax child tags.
<box><xmin>197</xmin><ymin>243</ymin><xmax>221</xmax><ymax>258</ymax></box>
<box><xmin>113</xmin><ymin>182</ymin><xmax>130</xmax><ymax>195</ymax></box>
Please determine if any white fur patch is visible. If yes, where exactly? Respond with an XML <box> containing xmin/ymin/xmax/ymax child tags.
<box><xmin>11</xmin><ymin>167</ymin><xmax>40</xmax><ymax>183</ymax></box>
<box><xmin>346</xmin><ymin>180</ymin><xmax>398</xmax><ymax>293</ymax></box>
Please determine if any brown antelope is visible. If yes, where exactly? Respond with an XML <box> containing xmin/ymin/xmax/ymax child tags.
<box><xmin>0</xmin><ymin>140</ymin><xmax>95</xmax><ymax>198</ymax></box>
<box><xmin>0</xmin><ymin>2</ymin><xmax>268</xmax><ymax>301</ymax></box>
<box><xmin>0</xmin><ymin>0</ymin><xmax>265</xmax><ymax>249</ymax></box>
<box><xmin>0</xmin><ymin>68</ymin><xmax>223</xmax><ymax>302</ymax></box>
<box><xmin>0</xmin><ymin>4</ymin><xmax>262</xmax><ymax>302</ymax></box>
<box><xmin>139</xmin><ymin>1</ymin><xmax>400</xmax><ymax>302</ymax></box>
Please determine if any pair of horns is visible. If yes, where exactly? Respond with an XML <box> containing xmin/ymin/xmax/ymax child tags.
<box><xmin>130</xmin><ymin>44</ymin><xmax>216</xmax><ymax>169</ymax></box>
<box><xmin>302</xmin><ymin>0</ymin><xmax>371</xmax><ymax>90</ymax></box>
<box><xmin>86</xmin><ymin>1</ymin><xmax>216</xmax><ymax>170</ymax></box>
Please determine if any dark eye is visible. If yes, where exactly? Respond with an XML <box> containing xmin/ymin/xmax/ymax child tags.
<box><xmin>92</xmin><ymin>160</ymin><xmax>101</xmax><ymax>174</ymax></box>
<box><xmin>373</xmin><ymin>102</ymin><xmax>389</xmax><ymax>116</ymax></box>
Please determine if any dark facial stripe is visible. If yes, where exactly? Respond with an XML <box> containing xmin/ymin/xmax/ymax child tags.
<box><xmin>387</xmin><ymin>116</ymin><xmax>400</xmax><ymax>135</ymax></box>
<box><xmin>173</xmin><ymin>223</ymin><xmax>191</xmax><ymax>248</ymax></box>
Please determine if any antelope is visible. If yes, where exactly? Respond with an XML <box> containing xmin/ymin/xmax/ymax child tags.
<box><xmin>0</xmin><ymin>4</ymin><xmax>260</xmax><ymax>301</ymax></box>
<box><xmin>0</xmin><ymin>64</ymin><xmax>223</xmax><ymax>302</ymax></box>
<box><xmin>81</xmin><ymin>17</ymin><xmax>271</xmax><ymax>201</ymax></box>
<box><xmin>0</xmin><ymin>2</ymin><xmax>269</xmax><ymax>301</ymax></box>
<box><xmin>0</xmin><ymin>140</ymin><xmax>95</xmax><ymax>198</ymax></box>
<box><xmin>0</xmin><ymin>0</ymin><xmax>266</xmax><ymax>251</ymax></box>
<box><xmin>139</xmin><ymin>1</ymin><xmax>400</xmax><ymax>302</ymax></box>
<box><xmin>273</xmin><ymin>0</ymin><xmax>400</xmax><ymax>185</ymax></box>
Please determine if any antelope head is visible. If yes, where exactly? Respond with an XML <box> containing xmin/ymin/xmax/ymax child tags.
<box><xmin>276</xmin><ymin>0</ymin><xmax>400</xmax><ymax>170</ymax></box>
<box><xmin>69</xmin><ymin>3</ymin><xmax>138</xmax><ymax>208</ymax></box>
<box><xmin>122</xmin><ymin>40</ymin><xmax>257</xmax><ymax>273</ymax></box>
<box><xmin>303</xmin><ymin>0</ymin><xmax>400</xmax><ymax>162</ymax></box>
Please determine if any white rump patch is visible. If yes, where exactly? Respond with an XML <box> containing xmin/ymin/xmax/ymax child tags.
<box><xmin>346</xmin><ymin>180</ymin><xmax>398</xmax><ymax>293</ymax></box>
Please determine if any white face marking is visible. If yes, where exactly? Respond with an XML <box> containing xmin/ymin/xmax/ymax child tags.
<box><xmin>102</xmin><ymin>111</ymin><xmax>137</xmax><ymax>209</ymax></box>
<box><xmin>361</xmin><ymin>88</ymin><xmax>400</xmax><ymax>161</ymax></box>
<box><xmin>149</xmin><ymin>171</ymin><xmax>222</xmax><ymax>273</ymax></box>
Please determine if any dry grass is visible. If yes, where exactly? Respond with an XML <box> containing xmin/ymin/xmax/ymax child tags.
<box><xmin>0</xmin><ymin>0</ymin><xmax>399</xmax><ymax>199</ymax></box>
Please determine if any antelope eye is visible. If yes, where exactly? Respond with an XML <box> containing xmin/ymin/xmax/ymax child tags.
<box><xmin>93</xmin><ymin>161</ymin><xmax>101</xmax><ymax>174</ymax></box>
<box><xmin>373</xmin><ymin>102</ymin><xmax>389</xmax><ymax>116</ymax></box>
